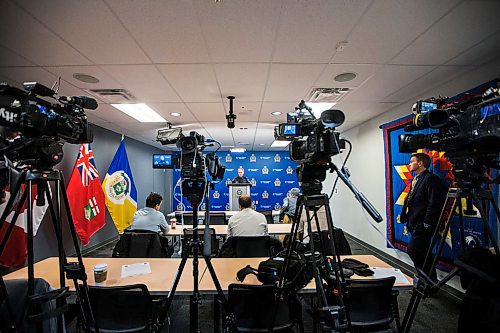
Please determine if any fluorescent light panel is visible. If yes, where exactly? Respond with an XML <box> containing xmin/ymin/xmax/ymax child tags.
<box><xmin>230</xmin><ymin>148</ymin><xmax>246</xmax><ymax>153</ymax></box>
<box><xmin>111</xmin><ymin>103</ymin><xmax>167</xmax><ymax>122</ymax></box>
<box><xmin>270</xmin><ymin>140</ymin><xmax>291</xmax><ymax>148</ymax></box>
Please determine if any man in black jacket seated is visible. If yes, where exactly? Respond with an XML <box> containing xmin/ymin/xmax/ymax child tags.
<box><xmin>400</xmin><ymin>153</ymin><xmax>447</xmax><ymax>283</ymax></box>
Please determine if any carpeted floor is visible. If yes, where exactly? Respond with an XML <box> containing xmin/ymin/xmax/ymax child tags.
<box><xmin>80</xmin><ymin>236</ymin><xmax>462</xmax><ymax>332</ymax></box>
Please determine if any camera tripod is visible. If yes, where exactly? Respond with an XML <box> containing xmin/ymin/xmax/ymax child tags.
<box><xmin>0</xmin><ymin>169</ymin><xmax>97</xmax><ymax>332</ymax></box>
<box><xmin>164</xmin><ymin>178</ymin><xmax>230</xmax><ymax>333</ymax></box>
<box><xmin>401</xmin><ymin>184</ymin><xmax>500</xmax><ymax>333</ymax></box>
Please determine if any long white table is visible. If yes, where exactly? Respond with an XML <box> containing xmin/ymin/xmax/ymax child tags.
<box><xmin>164</xmin><ymin>223</ymin><xmax>292</xmax><ymax>236</ymax></box>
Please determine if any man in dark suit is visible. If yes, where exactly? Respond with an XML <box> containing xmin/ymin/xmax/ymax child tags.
<box><xmin>232</xmin><ymin>167</ymin><xmax>250</xmax><ymax>184</ymax></box>
<box><xmin>400</xmin><ymin>153</ymin><xmax>447</xmax><ymax>283</ymax></box>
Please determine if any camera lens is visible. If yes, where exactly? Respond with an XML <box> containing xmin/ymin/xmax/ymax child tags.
<box><xmin>177</xmin><ymin>136</ymin><xmax>197</xmax><ymax>153</ymax></box>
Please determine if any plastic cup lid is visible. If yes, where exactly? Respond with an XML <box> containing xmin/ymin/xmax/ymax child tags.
<box><xmin>94</xmin><ymin>263</ymin><xmax>108</xmax><ymax>271</ymax></box>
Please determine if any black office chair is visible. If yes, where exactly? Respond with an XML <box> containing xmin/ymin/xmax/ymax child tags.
<box><xmin>258</xmin><ymin>210</ymin><xmax>274</xmax><ymax>224</ymax></box>
<box><xmin>208</xmin><ymin>211</ymin><xmax>227</xmax><ymax>225</ymax></box>
<box><xmin>112</xmin><ymin>230</ymin><xmax>173</xmax><ymax>258</ymax></box>
<box><xmin>310</xmin><ymin>229</ymin><xmax>352</xmax><ymax>256</ymax></box>
<box><xmin>227</xmin><ymin>283</ymin><xmax>303</xmax><ymax>332</ymax></box>
<box><xmin>175</xmin><ymin>212</ymin><xmax>194</xmax><ymax>225</ymax></box>
<box><xmin>344</xmin><ymin>276</ymin><xmax>401</xmax><ymax>332</ymax></box>
<box><xmin>183</xmin><ymin>227</ymin><xmax>220</xmax><ymax>256</ymax></box>
<box><xmin>87</xmin><ymin>284</ymin><xmax>164</xmax><ymax>332</ymax></box>
<box><xmin>218</xmin><ymin>236</ymin><xmax>283</xmax><ymax>258</ymax></box>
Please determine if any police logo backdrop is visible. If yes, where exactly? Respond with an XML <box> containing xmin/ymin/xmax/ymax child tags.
<box><xmin>173</xmin><ymin>151</ymin><xmax>299</xmax><ymax>212</ymax></box>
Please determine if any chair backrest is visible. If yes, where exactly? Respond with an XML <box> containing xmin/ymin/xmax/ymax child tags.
<box><xmin>88</xmin><ymin>284</ymin><xmax>155</xmax><ymax>332</ymax></box>
<box><xmin>232</xmin><ymin>236</ymin><xmax>272</xmax><ymax>257</ymax></box>
<box><xmin>183</xmin><ymin>227</ymin><xmax>219</xmax><ymax>255</ymax></box>
<box><xmin>228</xmin><ymin>283</ymin><xmax>298</xmax><ymax>332</ymax></box>
<box><xmin>346</xmin><ymin>277</ymin><xmax>398</xmax><ymax>330</ymax></box>
<box><xmin>207</xmin><ymin>212</ymin><xmax>227</xmax><ymax>225</ymax></box>
<box><xmin>311</xmin><ymin>228</ymin><xmax>352</xmax><ymax>256</ymax></box>
<box><xmin>112</xmin><ymin>230</ymin><xmax>171</xmax><ymax>258</ymax></box>
<box><xmin>258</xmin><ymin>210</ymin><xmax>274</xmax><ymax>224</ymax></box>
<box><xmin>175</xmin><ymin>212</ymin><xmax>194</xmax><ymax>224</ymax></box>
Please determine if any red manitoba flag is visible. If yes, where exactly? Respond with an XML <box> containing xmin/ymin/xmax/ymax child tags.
<box><xmin>67</xmin><ymin>144</ymin><xmax>106</xmax><ymax>245</ymax></box>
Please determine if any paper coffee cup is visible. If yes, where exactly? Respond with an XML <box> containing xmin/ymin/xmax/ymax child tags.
<box><xmin>170</xmin><ymin>218</ymin><xmax>177</xmax><ymax>229</ymax></box>
<box><xmin>94</xmin><ymin>263</ymin><xmax>108</xmax><ymax>286</ymax></box>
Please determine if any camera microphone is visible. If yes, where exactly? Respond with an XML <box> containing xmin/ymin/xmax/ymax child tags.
<box><xmin>59</xmin><ymin>96</ymin><xmax>98</xmax><ymax>110</ymax></box>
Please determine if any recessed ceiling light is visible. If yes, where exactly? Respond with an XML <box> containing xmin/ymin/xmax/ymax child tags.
<box><xmin>270</xmin><ymin>140</ymin><xmax>291</xmax><ymax>148</ymax></box>
<box><xmin>230</xmin><ymin>148</ymin><xmax>246</xmax><ymax>153</ymax></box>
<box><xmin>73</xmin><ymin>73</ymin><xmax>100</xmax><ymax>84</ymax></box>
<box><xmin>170</xmin><ymin>112</ymin><xmax>181</xmax><ymax>117</ymax></box>
<box><xmin>111</xmin><ymin>103</ymin><xmax>167</xmax><ymax>123</ymax></box>
<box><xmin>259</xmin><ymin>143</ymin><xmax>266</xmax><ymax>146</ymax></box>
<box><xmin>271</xmin><ymin>111</ymin><xmax>282</xmax><ymax>116</ymax></box>
<box><xmin>334</xmin><ymin>72</ymin><xmax>357</xmax><ymax>82</ymax></box>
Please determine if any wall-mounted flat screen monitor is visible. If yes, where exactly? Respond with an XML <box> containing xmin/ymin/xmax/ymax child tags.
<box><xmin>153</xmin><ymin>154</ymin><xmax>174</xmax><ymax>169</ymax></box>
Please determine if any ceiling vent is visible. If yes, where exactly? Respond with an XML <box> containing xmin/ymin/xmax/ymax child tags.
<box><xmin>85</xmin><ymin>88</ymin><xmax>135</xmax><ymax>104</ymax></box>
<box><xmin>306</xmin><ymin>87</ymin><xmax>350</xmax><ymax>103</ymax></box>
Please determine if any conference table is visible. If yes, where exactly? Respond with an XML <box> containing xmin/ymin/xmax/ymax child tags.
<box><xmin>3</xmin><ymin>255</ymin><xmax>412</xmax><ymax>294</ymax></box>
<box><xmin>164</xmin><ymin>223</ymin><xmax>292</xmax><ymax>236</ymax></box>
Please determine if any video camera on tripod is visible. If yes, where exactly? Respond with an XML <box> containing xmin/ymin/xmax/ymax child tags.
<box><xmin>0</xmin><ymin>82</ymin><xmax>95</xmax><ymax>171</ymax></box>
<box><xmin>398</xmin><ymin>82</ymin><xmax>500</xmax><ymax>185</ymax></box>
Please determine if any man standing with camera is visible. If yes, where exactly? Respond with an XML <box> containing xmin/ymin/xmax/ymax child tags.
<box><xmin>400</xmin><ymin>153</ymin><xmax>447</xmax><ymax>283</ymax></box>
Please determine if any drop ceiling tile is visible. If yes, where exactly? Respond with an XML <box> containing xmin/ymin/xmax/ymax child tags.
<box><xmin>16</xmin><ymin>0</ymin><xmax>150</xmax><ymax>65</ymax></box>
<box><xmin>214</xmin><ymin>64</ymin><xmax>268</xmax><ymax>101</ymax></box>
<box><xmin>43</xmin><ymin>66</ymin><xmax>123</xmax><ymax>90</ymax></box>
<box><xmin>186</xmin><ymin>102</ymin><xmax>226</xmax><ymax>122</ymax></box>
<box><xmin>95</xmin><ymin>104</ymin><xmax>141</xmax><ymax>124</ymax></box>
<box><xmin>259</xmin><ymin>102</ymin><xmax>296</xmax><ymax>123</ymax></box>
<box><xmin>106</xmin><ymin>0</ymin><xmax>209</xmax><ymax>63</ymax></box>
<box><xmin>334</xmin><ymin>0</ymin><xmax>461</xmax><ymax>64</ymax></box>
<box><xmin>344</xmin><ymin>65</ymin><xmax>435</xmax><ymax>102</ymax></box>
<box><xmin>0</xmin><ymin>46</ymin><xmax>35</xmax><ymax>67</ymax></box>
<box><xmin>195</xmin><ymin>0</ymin><xmax>282</xmax><ymax>63</ymax></box>
<box><xmin>157</xmin><ymin>64</ymin><xmax>219</xmax><ymax>102</ymax></box>
<box><xmin>101</xmin><ymin>65</ymin><xmax>181</xmax><ymax>103</ymax></box>
<box><xmin>391</xmin><ymin>1</ymin><xmax>500</xmax><ymax>65</ymax></box>
<box><xmin>273</xmin><ymin>0</ymin><xmax>371</xmax><ymax>63</ymax></box>
<box><xmin>385</xmin><ymin>66</ymin><xmax>472</xmax><ymax>103</ymax></box>
<box><xmin>227</xmin><ymin>101</ymin><xmax>261</xmax><ymax>122</ymax></box>
<box><xmin>147</xmin><ymin>103</ymin><xmax>197</xmax><ymax>124</ymax></box>
<box><xmin>446</xmin><ymin>30</ymin><xmax>500</xmax><ymax>66</ymax></box>
<box><xmin>315</xmin><ymin>64</ymin><xmax>382</xmax><ymax>88</ymax></box>
<box><xmin>264</xmin><ymin>64</ymin><xmax>325</xmax><ymax>101</ymax></box>
<box><xmin>334</xmin><ymin>101</ymin><xmax>398</xmax><ymax>123</ymax></box>
<box><xmin>0</xmin><ymin>1</ymin><xmax>91</xmax><ymax>66</ymax></box>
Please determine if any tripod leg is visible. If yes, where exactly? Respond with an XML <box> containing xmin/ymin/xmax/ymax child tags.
<box><xmin>472</xmin><ymin>193</ymin><xmax>500</xmax><ymax>255</ymax></box>
<box><xmin>0</xmin><ymin>189</ymin><xmax>28</xmax><ymax>257</ymax></box>
<box><xmin>203</xmin><ymin>257</ymin><xmax>229</xmax><ymax>333</ymax></box>
<box><xmin>0</xmin><ymin>170</ymin><xmax>26</xmax><ymax>232</ymax></box>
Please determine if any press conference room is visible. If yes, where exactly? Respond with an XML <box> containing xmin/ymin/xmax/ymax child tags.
<box><xmin>1</xmin><ymin>1</ymin><xmax>499</xmax><ymax>332</ymax></box>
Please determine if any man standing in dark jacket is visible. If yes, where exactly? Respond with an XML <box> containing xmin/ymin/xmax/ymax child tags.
<box><xmin>400</xmin><ymin>153</ymin><xmax>447</xmax><ymax>282</ymax></box>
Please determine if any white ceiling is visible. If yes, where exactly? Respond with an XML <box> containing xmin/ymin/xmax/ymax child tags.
<box><xmin>1</xmin><ymin>0</ymin><xmax>499</xmax><ymax>151</ymax></box>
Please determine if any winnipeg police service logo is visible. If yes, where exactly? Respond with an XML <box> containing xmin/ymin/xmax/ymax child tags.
<box><xmin>213</xmin><ymin>190</ymin><xmax>220</xmax><ymax>199</ymax></box>
<box><xmin>225</xmin><ymin>154</ymin><xmax>232</xmax><ymax>163</ymax></box>
<box><xmin>225</xmin><ymin>203</ymin><xmax>231</xmax><ymax>210</ymax></box>
<box><xmin>286</xmin><ymin>166</ymin><xmax>294</xmax><ymax>174</ymax></box>
<box><xmin>262</xmin><ymin>166</ymin><xmax>269</xmax><ymax>175</ymax></box>
<box><xmin>274</xmin><ymin>154</ymin><xmax>281</xmax><ymax>162</ymax></box>
<box><xmin>274</xmin><ymin>178</ymin><xmax>281</xmax><ymax>187</ymax></box>
<box><xmin>236</xmin><ymin>189</ymin><xmax>243</xmax><ymax>196</ymax></box>
<box><xmin>250</xmin><ymin>154</ymin><xmax>257</xmax><ymax>162</ymax></box>
<box><xmin>104</xmin><ymin>171</ymin><xmax>132</xmax><ymax>204</ymax></box>
<box><xmin>262</xmin><ymin>190</ymin><xmax>269</xmax><ymax>199</ymax></box>
<box><xmin>274</xmin><ymin>203</ymin><xmax>282</xmax><ymax>210</ymax></box>
<box><xmin>225</xmin><ymin>178</ymin><xmax>232</xmax><ymax>186</ymax></box>
<box><xmin>201</xmin><ymin>203</ymin><xmax>206</xmax><ymax>211</ymax></box>
<box><xmin>177</xmin><ymin>203</ymin><xmax>185</xmax><ymax>211</ymax></box>
<box><xmin>250</xmin><ymin>178</ymin><xmax>257</xmax><ymax>187</ymax></box>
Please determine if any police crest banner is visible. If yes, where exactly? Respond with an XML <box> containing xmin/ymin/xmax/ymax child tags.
<box><xmin>102</xmin><ymin>139</ymin><xmax>137</xmax><ymax>233</ymax></box>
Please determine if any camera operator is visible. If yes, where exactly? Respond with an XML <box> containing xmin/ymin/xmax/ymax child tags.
<box><xmin>400</xmin><ymin>153</ymin><xmax>447</xmax><ymax>283</ymax></box>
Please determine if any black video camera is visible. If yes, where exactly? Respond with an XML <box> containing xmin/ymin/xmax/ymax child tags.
<box><xmin>0</xmin><ymin>81</ymin><xmax>95</xmax><ymax>170</ymax></box>
<box><xmin>398</xmin><ymin>80</ymin><xmax>500</xmax><ymax>184</ymax></box>
<box><xmin>274</xmin><ymin>100</ymin><xmax>346</xmax><ymax>164</ymax></box>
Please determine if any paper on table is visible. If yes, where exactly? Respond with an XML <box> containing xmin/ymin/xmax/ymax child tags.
<box><xmin>121</xmin><ymin>262</ymin><xmax>152</xmax><ymax>278</ymax></box>
<box><xmin>371</xmin><ymin>267</ymin><xmax>409</xmax><ymax>284</ymax></box>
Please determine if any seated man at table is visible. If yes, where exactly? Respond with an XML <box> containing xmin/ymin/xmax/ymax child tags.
<box><xmin>130</xmin><ymin>192</ymin><xmax>170</xmax><ymax>234</ymax></box>
<box><xmin>227</xmin><ymin>195</ymin><xmax>268</xmax><ymax>237</ymax></box>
